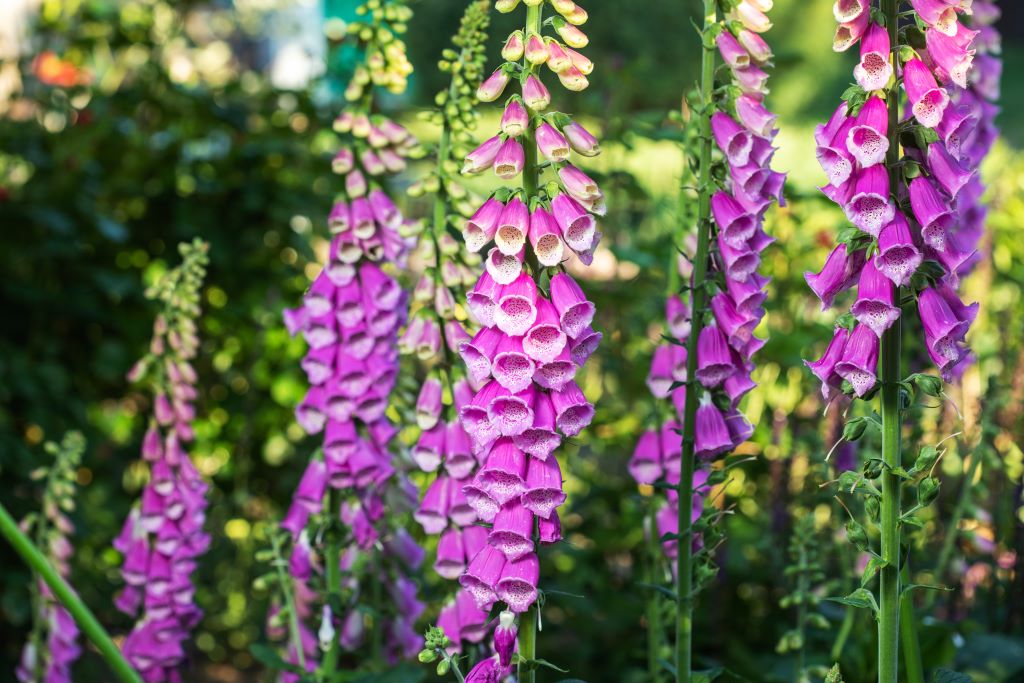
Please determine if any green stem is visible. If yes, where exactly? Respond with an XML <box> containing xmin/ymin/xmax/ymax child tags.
<box><xmin>272</xmin><ymin>533</ymin><xmax>306</xmax><ymax>670</ymax></box>
<box><xmin>518</xmin><ymin>604</ymin><xmax>539</xmax><ymax>683</ymax></box>
<box><xmin>676</xmin><ymin>3</ymin><xmax>717</xmax><ymax>682</ymax></box>
<box><xmin>0</xmin><ymin>501</ymin><xmax>142</xmax><ymax>683</ymax></box>
<box><xmin>830</xmin><ymin>604</ymin><xmax>856</xmax><ymax>662</ymax></box>
<box><xmin>900</xmin><ymin>564</ymin><xmax>925</xmax><ymax>683</ymax></box>
<box><xmin>646</xmin><ymin>510</ymin><xmax>665</xmax><ymax>682</ymax></box>
<box><xmin>878</xmin><ymin>1</ymin><xmax>903</xmax><ymax>680</ymax></box>
<box><xmin>319</xmin><ymin>489</ymin><xmax>343</xmax><ymax>676</ymax></box>
<box><xmin>517</xmin><ymin>6</ymin><xmax>542</xmax><ymax>680</ymax></box>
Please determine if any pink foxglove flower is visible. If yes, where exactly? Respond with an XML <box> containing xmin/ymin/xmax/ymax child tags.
<box><xmin>629</xmin><ymin>3</ymin><xmax>784</xmax><ymax>570</ymax></box>
<box><xmin>113</xmin><ymin>241</ymin><xmax>211</xmax><ymax>682</ymax></box>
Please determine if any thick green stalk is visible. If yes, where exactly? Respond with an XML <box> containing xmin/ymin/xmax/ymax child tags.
<box><xmin>878</xmin><ymin>1</ymin><xmax>903</xmax><ymax>680</ymax></box>
<box><xmin>319</xmin><ymin>489</ymin><xmax>343</xmax><ymax>675</ymax></box>
<box><xmin>0</xmin><ymin>501</ymin><xmax>142</xmax><ymax>683</ymax></box>
<box><xmin>518</xmin><ymin>5</ymin><xmax>542</xmax><ymax>682</ymax></box>
<box><xmin>900</xmin><ymin>564</ymin><xmax>925</xmax><ymax>683</ymax></box>
<box><xmin>676</xmin><ymin>3</ymin><xmax>717</xmax><ymax>682</ymax></box>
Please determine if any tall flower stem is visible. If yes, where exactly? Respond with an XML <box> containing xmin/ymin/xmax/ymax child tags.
<box><xmin>516</xmin><ymin>5</ymin><xmax>543</xmax><ymax>682</ymax></box>
<box><xmin>0</xmin><ymin>501</ymin><xmax>142</xmax><ymax>683</ymax></box>
<box><xmin>900</xmin><ymin>564</ymin><xmax>925</xmax><ymax>683</ymax></box>
<box><xmin>676</xmin><ymin>1</ymin><xmax>717</xmax><ymax>681</ymax></box>
<box><xmin>878</xmin><ymin>1</ymin><xmax>903</xmax><ymax>680</ymax></box>
<box><xmin>271</xmin><ymin>532</ymin><xmax>306</xmax><ymax>670</ymax></box>
<box><xmin>319</xmin><ymin>489</ymin><xmax>343</xmax><ymax>676</ymax></box>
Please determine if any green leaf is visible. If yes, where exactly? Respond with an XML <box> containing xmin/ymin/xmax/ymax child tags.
<box><xmin>931</xmin><ymin>668</ymin><xmax>971</xmax><ymax>683</ymax></box>
<box><xmin>693</xmin><ymin>667</ymin><xmax>725</xmax><ymax>683</ymax></box>
<box><xmin>902</xmin><ymin>583</ymin><xmax>953</xmax><ymax>597</ymax></box>
<box><xmin>826</xmin><ymin>588</ymin><xmax>878</xmax><ymax>614</ymax></box>
<box><xmin>249</xmin><ymin>644</ymin><xmax>305</xmax><ymax>674</ymax></box>
<box><xmin>636</xmin><ymin>582</ymin><xmax>679</xmax><ymax>602</ymax></box>
<box><xmin>860</xmin><ymin>556</ymin><xmax>888</xmax><ymax>587</ymax></box>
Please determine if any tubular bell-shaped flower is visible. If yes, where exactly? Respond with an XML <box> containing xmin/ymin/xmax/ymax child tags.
<box><xmin>113</xmin><ymin>240</ymin><xmax>210</xmax><ymax>681</ymax></box>
<box><xmin>276</xmin><ymin>2</ymin><xmax>425</xmax><ymax>675</ymax></box>
<box><xmin>628</xmin><ymin>3</ymin><xmax>785</xmax><ymax>680</ymax></box>
<box><xmin>404</xmin><ymin>1</ymin><xmax>494</xmax><ymax>655</ymax></box>
<box><xmin>447</xmin><ymin>0</ymin><xmax>604</xmax><ymax>675</ymax></box>
<box><xmin>804</xmin><ymin>4</ymin><xmax>991</xmax><ymax>680</ymax></box>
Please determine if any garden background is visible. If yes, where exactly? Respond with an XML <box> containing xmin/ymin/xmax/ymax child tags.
<box><xmin>1</xmin><ymin>0</ymin><xmax>1023</xmax><ymax>681</ymax></box>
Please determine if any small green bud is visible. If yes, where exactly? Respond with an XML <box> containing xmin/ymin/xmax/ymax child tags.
<box><xmin>842</xmin><ymin>417</ymin><xmax>868</xmax><ymax>442</ymax></box>
<box><xmin>418</xmin><ymin>648</ymin><xmax>437</xmax><ymax>663</ymax></box>
<box><xmin>436</xmin><ymin>659</ymin><xmax>450</xmax><ymax>676</ymax></box>
<box><xmin>918</xmin><ymin>477</ymin><xmax>940</xmax><ymax>507</ymax></box>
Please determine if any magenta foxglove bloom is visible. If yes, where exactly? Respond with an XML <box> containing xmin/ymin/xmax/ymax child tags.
<box><xmin>805</xmin><ymin>5</ymin><xmax>986</xmax><ymax>398</ymax></box>
<box><xmin>114</xmin><ymin>242</ymin><xmax>211</xmax><ymax>682</ymax></box>
<box><xmin>630</xmin><ymin>4</ymin><xmax>784</xmax><ymax>568</ymax></box>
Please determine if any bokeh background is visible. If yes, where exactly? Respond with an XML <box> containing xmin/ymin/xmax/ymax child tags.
<box><xmin>1</xmin><ymin>1</ymin><xmax>1023</xmax><ymax>681</ymax></box>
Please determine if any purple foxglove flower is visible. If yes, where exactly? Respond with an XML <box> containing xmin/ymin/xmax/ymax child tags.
<box><xmin>478</xmin><ymin>438</ymin><xmax>529</xmax><ymax>504</ymax></box>
<box><xmin>911</xmin><ymin>0</ymin><xmax>960</xmax><ymax>35</ymax></box>
<box><xmin>360</xmin><ymin>149</ymin><xmax>385</xmax><ymax>176</ymax></box>
<box><xmin>460</xmin><ymin>325</ymin><xmax>502</xmax><ymax>383</ymax></box>
<box><xmin>538</xmin><ymin>512</ymin><xmax>562</xmax><ymax>544</ymax></box>
<box><xmin>711</xmin><ymin>191</ymin><xmax>757</xmax><ymax>247</ymax></box>
<box><xmin>495</xmin><ymin>552</ymin><xmax>539</xmax><ymax>613</ymax></box>
<box><xmin>925</xmin><ymin>23</ymin><xmax>977</xmax><ymax>88</ymax></box>
<box><xmin>465</xmin><ymin>656</ymin><xmax>505</xmax><ymax>683</ymax></box>
<box><xmin>834</xmin><ymin>0</ymin><xmax>868</xmax><ymax>23</ymax></box>
<box><xmin>909</xmin><ymin>177</ymin><xmax>954</xmax><ymax>251</ymax></box>
<box><xmin>854</xmin><ymin>23</ymin><xmax>892</xmax><ymax>91</ymax></box>
<box><xmin>551</xmin><ymin>381</ymin><xmax>594</xmax><ymax>437</ymax></box>
<box><xmin>345</xmin><ymin>169</ymin><xmax>367</xmax><ymax>198</ymax></box>
<box><xmin>435</xmin><ymin>528</ymin><xmax>466</xmax><ymax>580</ymax></box>
<box><xmin>525</xmin><ymin>32</ymin><xmax>548</xmax><ymax>65</ymax></box>
<box><xmin>850</xmin><ymin>260</ymin><xmax>901</xmax><ymax>337</ymax></box>
<box><xmin>328</xmin><ymin>200</ymin><xmax>351</xmax><ymax>234</ymax></box>
<box><xmin>904</xmin><ymin>57</ymin><xmax>950</xmax><ymax>128</ymax></box>
<box><xmin>563</xmin><ymin>121</ymin><xmax>600</xmax><ymax>156</ymax></box>
<box><xmin>733</xmin><ymin>64</ymin><xmax>769</xmax><ymax>95</ymax></box>
<box><xmin>489</xmin><ymin>500</ymin><xmax>536</xmax><ymax>561</ymax></box>
<box><xmin>551</xmin><ymin>194</ymin><xmax>597</xmax><ymax>252</ymax></box>
<box><xmin>845</xmin><ymin>166</ymin><xmax>895</xmax><ymax>236</ymax></box>
<box><xmin>477</xmin><ymin>68</ymin><xmax>511</xmax><ymax>103</ymax></box>
<box><xmin>570</xmin><ymin>325</ymin><xmax>601</xmax><ymax>367</ymax></box>
<box><xmin>735</xmin><ymin>94</ymin><xmax>777</xmax><ymax>137</ymax></box>
<box><xmin>459</xmin><ymin>545</ymin><xmax>506</xmax><ymax>608</ymax></box>
<box><xmin>513</xmin><ymin>392</ymin><xmax>561</xmax><ymax>460</ymax></box>
<box><xmin>533</xmin><ymin>345</ymin><xmax>578</xmax><ymax>392</ymax></box>
<box><xmin>806</xmin><ymin>243</ymin><xmax>866</xmax><ymax>310</ymax></box>
<box><xmin>718</xmin><ymin>232</ymin><xmax>762</xmax><ymax>283</ymax></box>
<box><xmin>549</xmin><ymin>272</ymin><xmax>596</xmax><ymax>339</ymax></box>
<box><xmin>695</xmin><ymin>395</ymin><xmax>732</xmax><ymax>460</ymax></box>
<box><xmin>524</xmin><ymin>297</ymin><xmax>568</xmax><ymax>363</ymax></box>
<box><xmin>628</xmin><ymin>429</ymin><xmax>663</xmax><ymax>484</ymax></box>
<box><xmin>500</xmin><ymin>100</ymin><xmax>529</xmax><ymax>138</ymax></box>
<box><xmin>521</xmin><ymin>454</ymin><xmax>566</xmax><ymax>519</ymax></box>
<box><xmin>528</xmin><ymin>206</ymin><xmax>566</xmax><ymax>267</ymax></box>
<box><xmin>847</xmin><ymin>96</ymin><xmax>889</xmax><ymax>167</ymax></box>
<box><xmin>733</xmin><ymin>1</ymin><xmax>772</xmax><ymax>33</ymax></box>
<box><xmin>712</xmin><ymin>112</ymin><xmax>754</xmax><ymax>166</ymax></box>
<box><xmin>558</xmin><ymin>165</ymin><xmax>601</xmax><ymax>202</ymax></box>
<box><xmin>415</xmin><ymin>476</ymin><xmax>451</xmax><ymax>534</ymax></box>
<box><xmin>502</xmin><ymin>30</ymin><xmax>525</xmax><ymax>61</ymax></box>
<box><xmin>717</xmin><ymin>30</ymin><xmax>751</xmax><ymax>69</ymax></box>
<box><xmin>485</xmin><ymin>247</ymin><xmax>525</xmax><ymax>286</ymax></box>
<box><xmin>464</xmin><ymin>198</ymin><xmax>503</xmax><ymax>253</ymax></box>
<box><xmin>444</xmin><ymin>422</ymin><xmax>476</xmax><ymax>480</ymax></box>
<box><xmin>416</xmin><ymin>377</ymin><xmax>444</xmax><ymax>430</ymax></box>
<box><xmin>444</xmin><ymin>320</ymin><xmax>470</xmax><ymax>354</ymax></box>
<box><xmin>927</xmin><ymin>142</ymin><xmax>975</xmax><ymax>199</ymax></box>
<box><xmin>834</xmin><ymin>10</ymin><xmax>870</xmax><ymax>52</ymax></box>
<box><xmin>536</xmin><ymin>122</ymin><xmax>570</xmax><ymax>163</ymax></box>
<box><xmin>666</xmin><ymin>295</ymin><xmax>691</xmax><ymax>339</ymax></box>
<box><xmin>493</xmin><ymin>611</ymin><xmax>518</xmax><ymax>668</ymax></box>
<box><xmin>463</xmin><ymin>136</ymin><xmax>503</xmax><ymax>175</ymax></box>
<box><xmin>738</xmin><ymin>28</ymin><xmax>773</xmax><ymax>62</ymax></box>
<box><xmin>522</xmin><ymin>75</ymin><xmax>551</xmax><ymax>111</ymax></box>
<box><xmin>492</xmin><ymin>334</ymin><xmax>536</xmax><ymax>394</ymax></box>
<box><xmin>804</xmin><ymin>326</ymin><xmax>851</xmax><ymax>398</ymax></box>
<box><xmin>696</xmin><ymin>323</ymin><xmax>736</xmax><ymax>388</ymax></box>
<box><xmin>460</xmin><ymin>380</ymin><xmax>503</xmax><ymax>445</ymax></box>
<box><xmin>494</xmin><ymin>272</ymin><xmax>539</xmax><ymax>336</ymax></box>
<box><xmin>494</xmin><ymin>198</ymin><xmax>529</xmax><ymax>256</ymax></box>
<box><xmin>835</xmin><ymin>323</ymin><xmax>880</xmax><ymax>397</ymax></box>
<box><xmin>646</xmin><ymin>345</ymin><xmax>676</xmax><ymax>399</ymax></box>
<box><xmin>413</xmin><ymin>423</ymin><xmax>446</xmax><ymax>473</ymax></box>
<box><xmin>493</xmin><ymin>138</ymin><xmax>525</xmax><ymax>180</ymax></box>
<box><xmin>488</xmin><ymin>385</ymin><xmax>536</xmax><ymax>437</ymax></box>
<box><xmin>918</xmin><ymin>286</ymin><xmax>976</xmax><ymax>378</ymax></box>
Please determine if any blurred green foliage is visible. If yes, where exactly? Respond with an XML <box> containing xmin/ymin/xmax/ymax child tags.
<box><xmin>1</xmin><ymin>1</ymin><xmax>1022</xmax><ymax>682</ymax></box>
